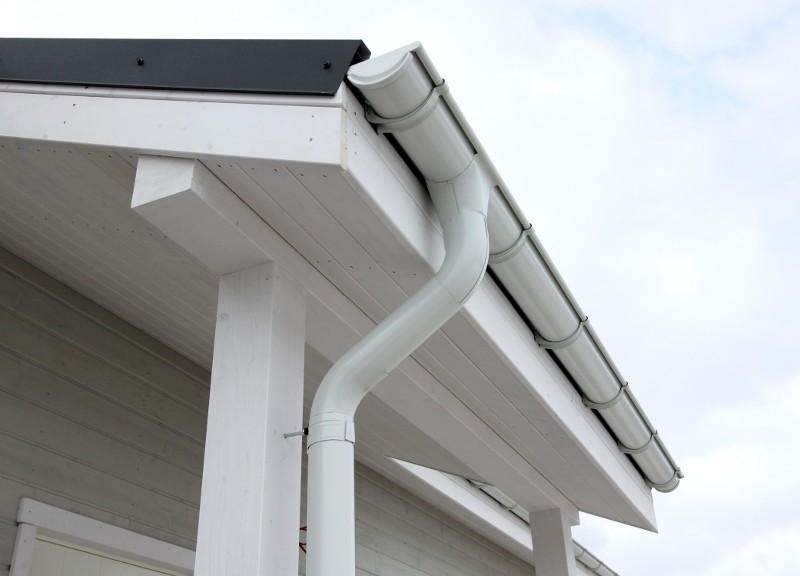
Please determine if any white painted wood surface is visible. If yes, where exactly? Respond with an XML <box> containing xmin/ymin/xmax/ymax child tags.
<box><xmin>0</xmin><ymin>247</ymin><xmax>209</xmax><ymax>574</ymax></box>
<box><xmin>194</xmin><ymin>263</ymin><xmax>306</xmax><ymax>576</ymax></box>
<box><xmin>530</xmin><ymin>509</ymin><xmax>578</xmax><ymax>576</ymax></box>
<box><xmin>0</xmin><ymin>81</ymin><xmax>657</xmax><ymax>549</ymax></box>
<box><xmin>0</xmin><ymin>90</ymin><xmax>343</xmax><ymax>166</ymax></box>
<box><xmin>0</xmin><ymin>142</ymin><xmax>218</xmax><ymax>368</ymax></box>
<box><xmin>27</xmin><ymin>538</ymin><xmax>180</xmax><ymax>576</ymax></box>
<box><xmin>14</xmin><ymin>500</ymin><xmax>194</xmax><ymax>575</ymax></box>
<box><xmin>132</xmin><ymin>156</ymin><xmax>270</xmax><ymax>276</ymax></box>
<box><xmin>9</xmin><ymin>524</ymin><xmax>35</xmax><ymax>576</ymax></box>
<box><xmin>0</xmin><ymin>214</ymin><xmax>585</xmax><ymax>576</ymax></box>
<box><xmin>132</xmin><ymin>155</ymin><xmax>307</xmax><ymax>575</ymax></box>
<box><xmin>0</xmin><ymin>136</ymin><xmax>569</xmax><ymax>538</ymax></box>
<box><xmin>0</xmin><ymin>88</ymin><xmax>656</xmax><ymax>527</ymax></box>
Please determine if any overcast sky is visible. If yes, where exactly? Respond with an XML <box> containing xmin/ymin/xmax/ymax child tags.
<box><xmin>4</xmin><ymin>1</ymin><xmax>799</xmax><ymax>574</ymax></box>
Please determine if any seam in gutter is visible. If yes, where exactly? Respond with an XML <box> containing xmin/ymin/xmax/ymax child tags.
<box><xmin>534</xmin><ymin>318</ymin><xmax>589</xmax><ymax>350</ymax></box>
<box><xmin>583</xmin><ymin>382</ymin><xmax>628</xmax><ymax>410</ymax></box>
<box><xmin>619</xmin><ymin>431</ymin><xmax>657</xmax><ymax>455</ymax></box>
<box><xmin>646</xmin><ymin>469</ymin><xmax>683</xmax><ymax>492</ymax></box>
<box><xmin>488</xmin><ymin>222</ymin><xmax>534</xmax><ymax>264</ymax></box>
<box><xmin>523</xmin><ymin>225</ymin><xmax>683</xmax><ymax>488</ymax></box>
<box><xmin>365</xmin><ymin>83</ymin><xmax>449</xmax><ymax>133</ymax></box>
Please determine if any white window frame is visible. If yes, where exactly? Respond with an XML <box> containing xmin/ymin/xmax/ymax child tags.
<box><xmin>10</xmin><ymin>499</ymin><xmax>195</xmax><ymax>576</ymax></box>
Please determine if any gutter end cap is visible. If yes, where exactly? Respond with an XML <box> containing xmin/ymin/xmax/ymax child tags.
<box><xmin>348</xmin><ymin>41</ymin><xmax>422</xmax><ymax>89</ymax></box>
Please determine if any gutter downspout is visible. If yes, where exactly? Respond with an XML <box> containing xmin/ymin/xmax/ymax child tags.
<box><xmin>306</xmin><ymin>46</ymin><xmax>493</xmax><ymax>576</ymax></box>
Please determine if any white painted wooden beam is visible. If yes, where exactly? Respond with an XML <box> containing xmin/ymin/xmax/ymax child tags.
<box><xmin>0</xmin><ymin>88</ymin><xmax>343</xmax><ymax>165</ymax></box>
<box><xmin>388</xmin><ymin>459</ymin><xmax>534</xmax><ymax>562</ymax></box>
<box><xmin>530</xmin><ymin>508</ymin><xmax>579</xmax><ymax>576</ymax></box>
<box><xmin>132</xmin><ymin>155</ymin><xmax>268</xmax><ymax>275</ymax></box>
<box><xmin>195</xmin><ymin>262</ymin><xmax>306</xmax><ymax>576</ymax></box>
<box><xmin>10</xmin><ymin>523</ymin><xmax>37</xmax><ymax>576</ymax></box>
<box><xmin>12</xmin><ymin>499</ymin><xmax>195</xmax><ymax>575</ymax></box>
<box><xmin>132</xmin><ymin>155</ymin><xmax>309</xmax><ymax>574</ymax></box>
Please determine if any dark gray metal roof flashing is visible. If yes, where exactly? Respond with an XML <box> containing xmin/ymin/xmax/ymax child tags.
<box><xmin>0</xmin><ymin>38</ymin><xmax>370</xmax><ymax>95</ymax></box>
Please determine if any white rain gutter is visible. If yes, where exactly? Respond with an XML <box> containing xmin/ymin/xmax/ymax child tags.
<box><xmin>306</xmin><ymin>47</ymin><xmax>494</xmax><ymax>576</ymax></box>
<box><xmin>370</xmin><ymin>43</ymin><xmax>683</xmax><ymax>493</ymax></box>
<box><xmin>307</xmin><ymin>40</ymin><xmax>682</xmax><ymax>576</ymax></box>
<box><xmin>488</xmin><ymin>203</ymin><xmax>683</xmax><ymax>491</ymax></box>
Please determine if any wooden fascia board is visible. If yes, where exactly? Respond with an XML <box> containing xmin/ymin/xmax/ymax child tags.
<box><xmin>0</xmin><ymin>85</ymin><xmax>344</xmax><ymax>166</ymax></box>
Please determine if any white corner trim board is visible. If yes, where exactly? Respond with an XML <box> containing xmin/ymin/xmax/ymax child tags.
<box><xmin>10</xmin><ymin>499</ymin><xmax>195</xmax><ymax>576</ymax></box>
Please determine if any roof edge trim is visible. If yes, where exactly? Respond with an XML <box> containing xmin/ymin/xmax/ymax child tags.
<box><xmin>0</xmin><ymin>38</ymin><xmax>370</xmax><ymax>96</ymax></box>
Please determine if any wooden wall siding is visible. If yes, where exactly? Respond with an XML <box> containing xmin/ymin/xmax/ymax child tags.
<box><xmin>299</xmin><ymin>463</ymin><xmax>535</xmax><ymax>576</ymax></box>
<box><xmin>0</xmin><ymin>246</ymin><xmax>542</xmax><ymax>576</ymax></box>
<box><xmin>0</xmin><ymin>142</ymin><xmax>219</xmax><ymax>370</ymax></box>
<box><xmin>0</xmin><ymin>247</ymin><xmax>210</xmax><ymax>576</ymax></box>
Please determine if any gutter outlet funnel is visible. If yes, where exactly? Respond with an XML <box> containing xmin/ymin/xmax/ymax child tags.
<box><xmin>306</xmin><ymin>45</ymin><xmax>494</xmax><ymax>576</ymax></box>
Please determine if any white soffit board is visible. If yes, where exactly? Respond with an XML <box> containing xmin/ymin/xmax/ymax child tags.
<box><xmin>0</xmin><ymin>141</ymin><xmax>218</xmax><ymax>367</ymax></box>
<box><xmin>0</xmin><ymin>136</ymin><xmax>576</xmax><ymax>519</ymax></box>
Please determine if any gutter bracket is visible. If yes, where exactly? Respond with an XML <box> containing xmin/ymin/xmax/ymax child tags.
<box><xmin>534</xmin><ymin>318</ymin><xmax>589</xmax><ymax>350</ymax></box>
<box><xmin>366</xmin><ymin>82</ymin><xmax>450</xmax><ymax>134</ymax></box>
<box><xmin>307</xmin><ymin>415</ymin><xmax>356</xmax><ymax>448</ymax></box>
<box><xmin>582</xmin><ymin>382</ymin><xmax>629</xmax><ymax>410</ymax></box>
<box><xmin>488</xmin><ymin>223</ymin><xmax>534</xmax><ymax>264</ymax></box>
<box><xmin>618</xmin><ymin>431</ymin><xmax>657</xmax><ymax>455</ymax></box>
<box><xmin>646</xmin><ymin>468</ymin><xmax>684</xmax><ymax>492</ymax></box>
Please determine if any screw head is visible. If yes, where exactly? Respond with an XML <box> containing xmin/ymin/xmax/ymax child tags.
<box><xmin>136</xmin><ymin>58</ymin><xmax>145</xmax><ymax>66</ymax></box>
<box><xmin>322</xmin><ymin>60</ymin><xmax>331</xmax><ymax>69</ymax></box>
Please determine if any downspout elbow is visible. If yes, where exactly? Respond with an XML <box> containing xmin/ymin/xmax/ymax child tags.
<box><xmin>308</xmin><ymin>156</ymin><xmax>492</xmax><ymax>426</ymax></box>
<box><xmin>306</xmin><ymin>157</ymin><xmax>492</xmax><ymax>576</ymax></box>
<box><xmin>308</xmin><ymin>43</ymin><xmax>494</xmax><ymax>576</ymax></box>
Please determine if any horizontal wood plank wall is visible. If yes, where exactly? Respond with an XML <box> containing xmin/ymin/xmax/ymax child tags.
<box><xmin>0</xmin><ymin>246</ymin><xmax>210</xmax><ymax>576</ymax></box>
<box><xmin>300</xmin><ymin>462</ymin><xmax>535</xmax><ymax>576</ymax></box>
<box><xmin>0</xmin><ymin>246</ymin><xmax>537</xmax><ymax>576</ymax></box>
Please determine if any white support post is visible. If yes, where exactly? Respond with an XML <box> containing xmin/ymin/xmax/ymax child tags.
<box><xmin>132</xmin><ymin>155</ymin><xmax>308</xmax><ymax>575</ymax></box>
<box><xmin>9</xmin><ymin>523</ymin><xmax>37</xmax><ymax>576</ymax></box>
<box><xmin>194</xmin><ymin>262</ymin><xmax>306</xmax><ymax>576</ymax></box>
<box><xmin>530</xmin><ymin>508</ymin><xmax>578</xmax><ymax>576</ymax></box>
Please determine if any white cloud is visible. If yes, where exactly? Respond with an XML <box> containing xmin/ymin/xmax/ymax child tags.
<box><xmin>712</xmin><ymin>12</ymin><xmax>800</xmax><ymax>177</ymax></box>
<box><xmin>549</xmin><ymin>0</ymin><xmax>796</xmax><ymax>57</ymax></box>
<box><xmin>709</xmin><ymin>528</ymin><xmax>800</xmax><ymax>576</ymax></box>
<box><xmin>451</xmin><ymin>1</ymin><xmax>800</xmax><ymax>441</ymax></box>
<box><xmin>526</xmin><ymin>7</ymin><xmax>800</xmax><ymax>571</ymax></box>
<box><xmin>477</xmin><ymin>20</ymin><xmax>762</xmax><ymax>341</ymax></box>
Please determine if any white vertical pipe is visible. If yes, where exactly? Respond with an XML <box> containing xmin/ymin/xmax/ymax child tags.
<box><xmin>306</xmin><ymin>44</ymin><xmax>496</xmax><ymax>576</ymax></box>
<box><xmin>306</xmin><ymin>427</ymin><xmax>356</xmax><ymax>575</ymax></box>
<box><xmin>306</xmin><ymin>159</ymin><xmax>492</xmax><ymax>576</ymax></box>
